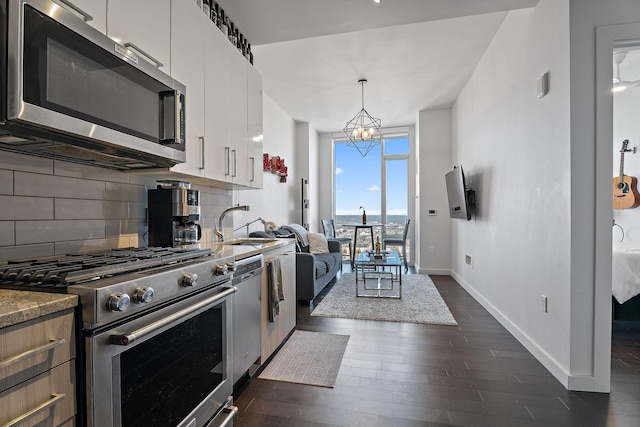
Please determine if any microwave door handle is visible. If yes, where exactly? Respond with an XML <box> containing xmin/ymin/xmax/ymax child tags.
<box><xmin>54</xmin><ymin>0</ymin><xmax>93</xmax><ymax>22</ymax></box>
<box><xmin>160</xmin><ymin>91</ymin><xmax>184</xmax><ymax>144</ymax></box>
<box><xmin>109</xmin><ymin>286</ymin><xmax>237</xmax><ymax>346</ymax></box>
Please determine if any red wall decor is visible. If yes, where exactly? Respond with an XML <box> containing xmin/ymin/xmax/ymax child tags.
<box><xmin>263</xmin><ymin>153</ymin><xmax>289</xmax><ymax>182</ymax></box>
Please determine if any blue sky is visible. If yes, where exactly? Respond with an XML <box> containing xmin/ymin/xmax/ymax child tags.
<box><xmin>334</xmin><ymin>137</ymin><xmax>408</xmax><ymax>216</ymax></box>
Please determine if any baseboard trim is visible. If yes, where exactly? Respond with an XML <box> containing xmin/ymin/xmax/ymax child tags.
<box><xmin>449</xmin><ymin>270</ymin><xmax>593</xmax><ymax>391</ymax></box>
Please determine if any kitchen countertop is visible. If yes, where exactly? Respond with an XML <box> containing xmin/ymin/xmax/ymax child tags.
<box><xmin>201</xmin><ymin>237</ymin><xmax>295</xmax><ymax>260</ymax></box>
<box><xmin>0</xmin><ymin>290</ymin><xmax>78</xmax><ymax>328</ymax></box>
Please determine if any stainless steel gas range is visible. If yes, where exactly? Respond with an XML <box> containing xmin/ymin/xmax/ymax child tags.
<box><xmin>0</xmin><ymin>247</ymin><xmax>238</xmax><ymax>427</ymax></box>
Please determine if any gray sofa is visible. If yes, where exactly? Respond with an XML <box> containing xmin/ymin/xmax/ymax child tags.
<box><xmin>296</xmin><ymin>239</ymin><xmax>342</xmax><ymax>304</ymax></box>
<box><xmin>252</xmin><ymin>226</ymin><xmax>342</xmax><ymax>304</ymax></box>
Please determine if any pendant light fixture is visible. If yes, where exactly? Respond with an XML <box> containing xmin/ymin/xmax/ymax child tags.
<box><xmin>343</xmin><ymin>79</ymin><xmax>382</xmax><ymax>157</ymax></box>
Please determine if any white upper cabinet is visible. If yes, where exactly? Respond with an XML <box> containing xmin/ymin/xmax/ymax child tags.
<box><xmin>247</xmin><ymin>64</ymin><xmax>263</xmax><ymax>189</ymax></box>
<box><xmin>107</xmin><ymin>0</ymin><xmax>171</xmax><ymax>74</ymax></box>
<box><xmin>203</xmin><ymin>24</ymin><xmax>230</xmax><ymax>183</ymax></box>
<box><xmin>169</xmin><ymin>0</ymin><xmax>206</xmax><ymax>178</ymax></box>
<box><xmin>126</xmin><ymin>0</ymin><xmax>263</xmax><ymax>189</ymax></box>
<box><xmin>63</xmin><ymin>0</ymin><xmax>106</xmax><ymax>33</ymax></box>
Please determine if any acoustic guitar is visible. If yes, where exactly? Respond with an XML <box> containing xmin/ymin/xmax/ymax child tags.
<box><xmin>613</xmin><ymin>139</ymin><xmax>640</xmax><ymax>210</ymax></box>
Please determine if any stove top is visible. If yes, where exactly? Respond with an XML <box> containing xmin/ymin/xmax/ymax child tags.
<box><xmin>0</xmin><ymin>247</ymin><xmax>213</xmax><ymax>291</ymax></box>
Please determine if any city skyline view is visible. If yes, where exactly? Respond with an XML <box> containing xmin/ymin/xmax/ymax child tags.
<box><xmin>334</xmin><ymin>136</ymin><xmax>409</xmax><ymax>216</ymax></box>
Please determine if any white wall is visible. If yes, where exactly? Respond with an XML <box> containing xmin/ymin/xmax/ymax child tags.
<box><xmin>235</xmin><ymin>94</ymin><xmax>298</xmax><ymax>236</ymax></box>
<box><xmin>452</xmin><ymin>0</ymin><xmax>575</xmax><ymax>387</ymax></box>
<box><xmin>416</xmin><ymin>109</ymin><xmax>452</xmax><ymax>275</ymax></box>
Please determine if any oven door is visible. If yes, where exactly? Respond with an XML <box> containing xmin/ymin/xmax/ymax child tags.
<box><xmin>86</xmin><ymin>285</ymin><xmax>236</xmax><ymax>427</ymax></box>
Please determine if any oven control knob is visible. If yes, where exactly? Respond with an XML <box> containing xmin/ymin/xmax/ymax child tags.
<box><xmin>107</xmin><ymin>293</ymin><xmax>130</xmax><ymax>312</ymax></box>
<box><xmin>213</xmin><ymin>264</ymin><xmax>228</xmax><ymax>276</ymax></box>
<box><xmin>182</xmin><ymin>273</ymin><xmax>198</xmax><ymax>287</ymax></box>
<box><xmin>226</xmin><ymin>261</ymin><xmax>236</xmax><ymax>272</ymax></box>
<box><xmin>133</xmin><ymin>286</ymin><xmax>155</xmax><ymax>303</ymax></box>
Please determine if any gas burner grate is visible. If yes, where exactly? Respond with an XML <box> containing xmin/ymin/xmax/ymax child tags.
<box><xmin>0</xmin><ymin>247</ymin><xmax>213</xmax><ymax>288</ymax></box>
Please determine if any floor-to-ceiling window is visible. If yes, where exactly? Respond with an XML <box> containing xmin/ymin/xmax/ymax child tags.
<box><xmin>333</xmin><ymin>132</ymin><xmax>410</xmax><ymax>261</ymax></box>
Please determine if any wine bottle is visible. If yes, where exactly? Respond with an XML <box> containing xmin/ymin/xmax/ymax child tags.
<box><xmin>375</xmin><ymin>236</ymin><xmax>381</xmax><ymax>254</ymax></box>
<box><xmin>219</xmin><ymin>11</ymin><xmax>227</xmax><ymax>37</ymax></box>
<box><xmin>247</xmin><ymin>43</ymin><xmax>253</xmax><ymax>65</ymax></box>
<box><xmin>202</xmin><ymin>0</ymin><xmax>210</xmax><ymax>17</ymax></box>
<box><xmin>210</xmin><ymin>1</ymin><xmax>218</xmax><ymax>25</ymax></box>
<box><xmin>362</xmin><ymin>209</ymin><xmax>367</xmax><ymax>224</ymax></box>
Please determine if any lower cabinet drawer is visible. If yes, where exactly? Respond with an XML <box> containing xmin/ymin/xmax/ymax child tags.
<box><xmin>0</xmin><ymin>309</ymin><xmax>75</xmax><ymax>392</ymax></box>
<box><xmin>0</xmin><ymin>360</ymin><xmax>76</xmax><ymax>427</ymax></box>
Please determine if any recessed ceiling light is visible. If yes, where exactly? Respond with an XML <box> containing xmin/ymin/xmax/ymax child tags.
<box><xmin>374</xmin><ymin>0</ymin><xmax>381</xmax><ymax>3</ymax></box>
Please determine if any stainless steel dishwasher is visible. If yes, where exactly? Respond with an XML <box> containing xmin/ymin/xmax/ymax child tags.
<box><xmin>231</xmin><ymin>254</ymin><xmax>264</xmax><ymax>390</ymax></box>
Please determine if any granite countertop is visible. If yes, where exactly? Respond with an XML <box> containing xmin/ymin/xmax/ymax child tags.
<box><xmin>0</xmin><ymin>290</ymin><xmax>78</xmax><ymax>329</ymax></box>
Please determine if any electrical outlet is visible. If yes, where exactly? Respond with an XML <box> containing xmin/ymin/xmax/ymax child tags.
<box><xmin>540</xmin><ymin>295</ymin><xmax>548</xmax><ymax>313</ymax></box>
<box><xmin>465</xmin><ymin>254</ymin><xmax>473</xmax><ymax>268</ymax></box>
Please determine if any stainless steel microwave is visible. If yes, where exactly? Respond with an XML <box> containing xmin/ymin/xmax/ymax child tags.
<box><xmin>0</xmin><ymin>0</ymin><xmax>186</xmax><ymax>170</ymax></box>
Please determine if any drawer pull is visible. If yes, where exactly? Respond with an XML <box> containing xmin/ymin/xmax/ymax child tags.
<box><xmin>0</xmin><ymin>338</ymin><xmax>65</xmax><ymax>369</ymax></box>
<box><xmin>2</xmin><ymin>393</ymin><xmax>66</xmax><ymax>427</ymax></box>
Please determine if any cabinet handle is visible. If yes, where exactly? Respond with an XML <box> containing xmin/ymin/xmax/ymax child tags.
<box><xmin>3</xmin><ymin>393</ymin><xmax>66</xmax><ymax>427</ymax></box>
<box><xmin>225</xmin><ymin>147</ymin><xmax>230</xmax><ymax>176</ymax></box>
<box><xmin>54</xmin><ymin>0</ymin><xmax>93</xmax><ymax>22</ymax></box>
<box><xmin>0</xmin><ymin>338</ymin><xmax>65</xmax><ymax>369</ymax></box>
<box><xmin>124</xmin><ymin>42</ymin><xmax>164</xmax><ymax>68</ymax></box>
<box><xmin>232</xmin><ymin>149</ymin><xmax>237</xmax><ymax>177</ymax></box>
<box><xmin>199</xmin><ymin>137</ymin><xmax>205</xmax><ymax>170</ymax></box>
<box><xmin>250</xmin><ymin>157</ymin><xmax>255</xmax><ymax>182</ymax></box>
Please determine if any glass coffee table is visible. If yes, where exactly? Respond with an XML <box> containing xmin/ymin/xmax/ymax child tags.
<box><xmin>354</xmin><ymin>251</ymin><xmax>402</xmax><ymax>299</ymax></box>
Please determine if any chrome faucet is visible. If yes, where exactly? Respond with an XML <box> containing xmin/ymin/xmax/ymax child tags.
<box><xmin>214</xmin><ymin>205</ymin><xmax>250</xmax><ymax>241</ymax></box>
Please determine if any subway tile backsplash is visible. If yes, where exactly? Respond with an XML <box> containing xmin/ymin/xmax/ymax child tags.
<box><xmin>0</xmin><ymin>152</ymin><xmax>233</xmax><ymax>261</ymax></box>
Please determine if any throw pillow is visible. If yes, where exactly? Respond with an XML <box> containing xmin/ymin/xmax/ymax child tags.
<box><xmin>308</xmin><ymin>232</ymin><xmax>329</xmax><ymax>254</ymax></box>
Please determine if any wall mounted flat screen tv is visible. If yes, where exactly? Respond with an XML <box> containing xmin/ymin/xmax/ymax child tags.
<box><xmin>445</xmin><ymin>165</ymin><xmax>475</xmax><ymax>220</ymax></box>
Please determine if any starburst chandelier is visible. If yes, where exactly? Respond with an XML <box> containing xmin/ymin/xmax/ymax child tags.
<box><xmin>343</xmin><ymin>79</ymin><xmax>382</xmax><ymax>157</ymax></box>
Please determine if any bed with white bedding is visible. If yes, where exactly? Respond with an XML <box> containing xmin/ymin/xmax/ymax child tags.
<box><xmin>612</xmin><ymin>243</ymin><xmax>640</xmax><ymax>304</ymax></box>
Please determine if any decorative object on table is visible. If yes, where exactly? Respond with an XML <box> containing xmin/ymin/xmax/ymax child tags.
<box><xmin>263</xmin><ymin>153</ymin><xmax>288</xmax><ymax>182</ymax></box>
<box><xmin>311</xmin><ymin>273</ymin><xmax>457</xmax><ymax>325</ymax></box>
<box><xmin>613</xmin><ymin>139</ymin><xmax>640</xmax><ymax>209</ymax></box>
<box><xmin>360</xmin><ymin>205</ymin><xmax>367</xmax><ymax>224</ymax></box>
<box><xmin>375</xmin><ymin>235</ymin><xmax>381</xmax><ymax>253</ymax></box>
<box><xmin>258</xmin><ymin>330</ymin><xmax>350</xmax><ymax>388</ymax></box>
<box><xmin>343</xmin><ymin>79</ymin><xmax>382</xmax><ymax>157</ymax></box>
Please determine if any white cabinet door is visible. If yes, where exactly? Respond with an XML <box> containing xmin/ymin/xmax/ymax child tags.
<box><xmin>107</xmin><ymin>0</ymin><xmax>171</xmax><ymax>74</ymax></box>
<box><xmin>63</xmin><ymin>0</ymin><xmax>106</xmax><ymax>33</ymax></box>
<box><xmin>203</xmin><ymin>27</ymin><xmax>230</xmax><ymax>182</ymax></box>
<box><xmin>169</xmin><ymin>0</ymin><xmax>206</xmax><ymax>177</ymax></box>
<box><xmin>227</xmin><ymin>47</ymin><xmax>249</xmax><ymax>185</ymax></box>
<box><xmin>247</xmin><ymin>64</ymin><xmax>264</xmax><ymax>189</ymax></box>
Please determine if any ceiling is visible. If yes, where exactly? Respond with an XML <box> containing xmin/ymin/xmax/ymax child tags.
<box><xmin>216</xmin><ymin>0</ymin><xmax>540</xmax><ymax>134</ymax></box>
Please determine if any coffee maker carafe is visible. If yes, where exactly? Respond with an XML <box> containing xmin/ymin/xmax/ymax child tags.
<box><xmin>148</xmin><ymin>181</ymin><xmax>202</xmax><ymax>247</ymax></box>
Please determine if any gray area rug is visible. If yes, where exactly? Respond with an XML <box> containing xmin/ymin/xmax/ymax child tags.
<box><xmin>258</xmin><ymin>330</ymin><xmax>350</xmax><ymax>388</ymax></box>
<box><xmin>311</xmin><ymin>273</ymin><xmax>457</xmax><ymax>325</ymax></box>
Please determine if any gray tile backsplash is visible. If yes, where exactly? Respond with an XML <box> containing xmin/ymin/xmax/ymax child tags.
<box><xmin>0</xmin><ymin>153</ymin><xmax>233</xmax><ymax>261</ymax></box>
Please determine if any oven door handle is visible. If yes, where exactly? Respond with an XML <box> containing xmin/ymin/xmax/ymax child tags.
<box><xmin>109</xmin><ymin>286</ymin><xmax>237</xmax><ymax>346</ymax></box>
<box><xmin>207</xmin><ymin>405</ymin><xmax>238</xmax><ymax>427</ymax></box>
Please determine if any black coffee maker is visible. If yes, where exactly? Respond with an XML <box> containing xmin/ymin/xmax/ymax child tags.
<box><xmin>148</xmin><ymin>181</ymin><xmax>202</xmax><ymax>247</ymax></box>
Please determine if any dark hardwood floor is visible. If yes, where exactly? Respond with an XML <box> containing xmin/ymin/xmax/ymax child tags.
<box><xmin>234</xmin><ymin>266</ymin><xmax>640</xmax><ymax>426</ymax></box>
